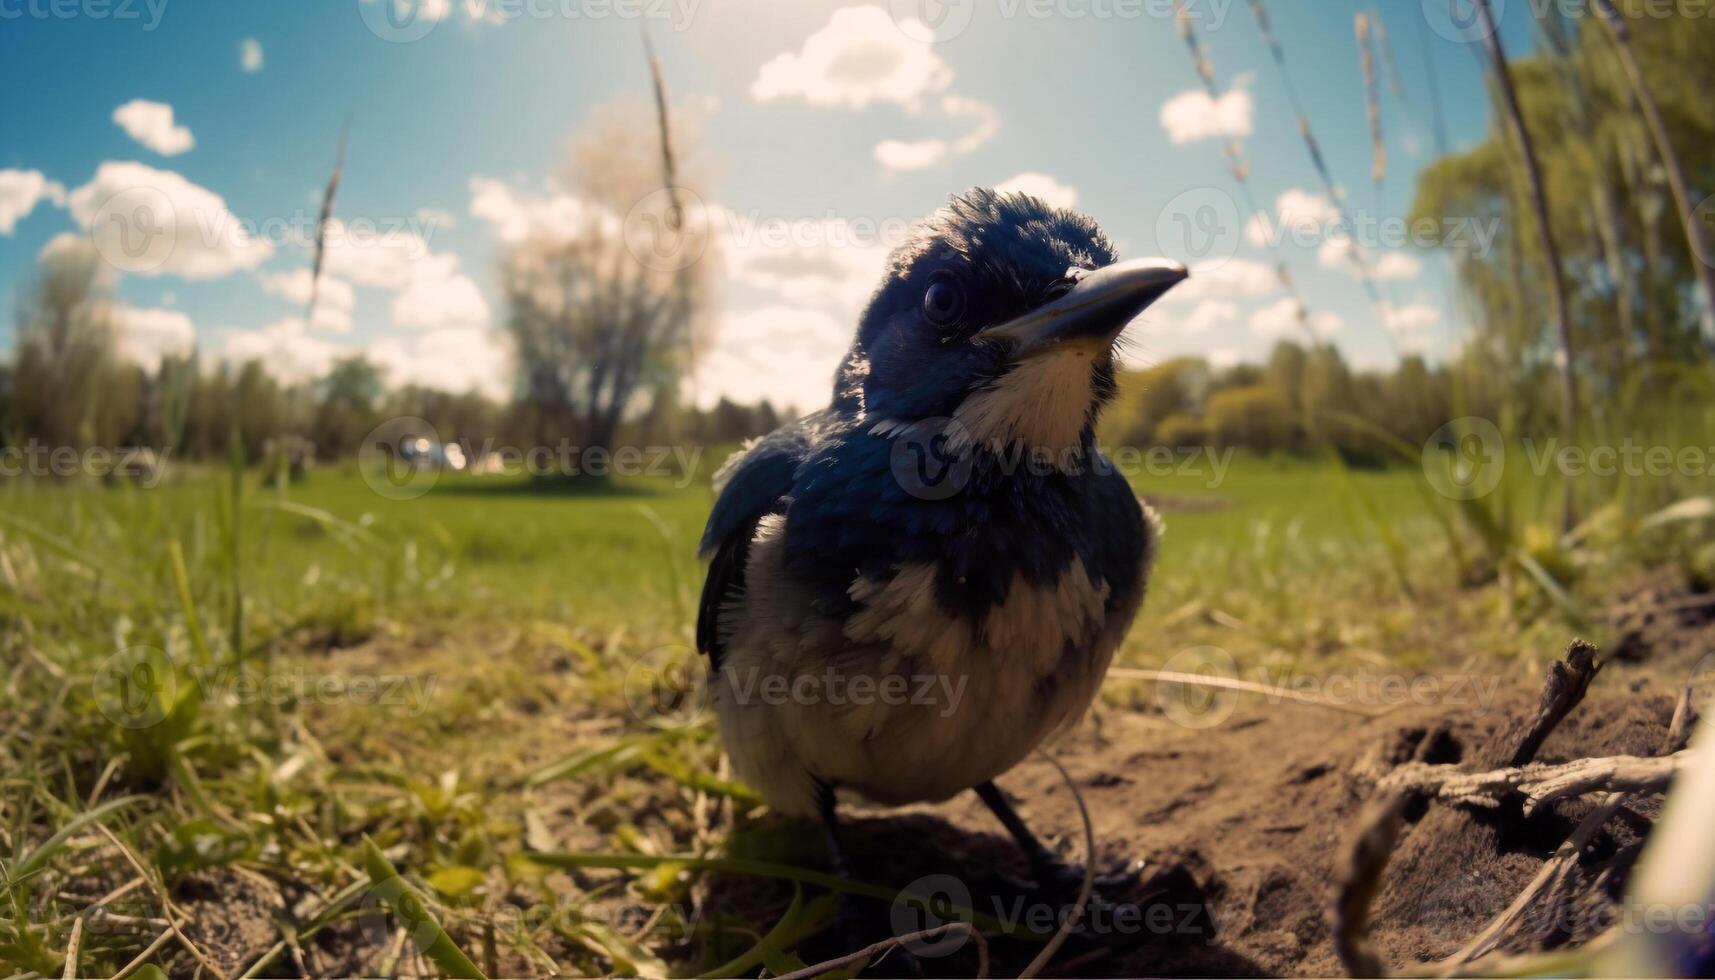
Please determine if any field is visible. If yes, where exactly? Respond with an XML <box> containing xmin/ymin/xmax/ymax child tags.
<box><xmin>1</xmin><ymin>452</ymin><xmax>1709</xmax><ymax>977</ymax></box>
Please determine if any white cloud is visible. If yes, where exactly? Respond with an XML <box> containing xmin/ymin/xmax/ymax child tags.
<box><xmin>112</xmin><ymin>100</ymin><xmax>194</xmax><ymax>156</ymax></box>
<box><xmin>694</xmin><ymin>305</ymin><xmax>850</xmax><ymax>412</ymax></box>
<box><xmin>368</xmin><ymin>326</ymin><xmax>511</xmax><ymax>399</ymax></box>
<box><xmin>753</xmin><ymin>8</ymin><xmax>994</xmax><ymax>172</ymax></box>
<box><xmin>751</xmin><ymin>6</ymin><xmax>952</xmax><ymax>109</ymax></box>
<box><xmin>67</xmin><ymin>161</ymin><xmax>273</xmax><ymax>278</ymax></box>
<box><xmin>392</xmin><ymin>254</ymin><xmax>489</xmax><ymax>329</ymax></box>
<box><xmin>994</xmin><ymin>172</ymin><xmax>1079</xmax><ymax>210</ymax></box>
<box><xmin>0</xmin><ymin>169</ymin><xmax>66</xmax><ymax>234</ymax></box>
<box><xmin>1207</xmin><ymin>347</ymin><xmax>1242</xmax><ymax>369</ymax></box>
<box><xmin>467</xmin><ymin>176</ymin><xmax>594</xmax><ymax>245</ymax></box>
<box><xmin>1381</xmin><ymin>300</ymin><xmax>1442</xmax><ymax>352</ymax></box>
<box><xmin>1373</xmin><ymin>250</ymin><xmax>1424</xmax><ymax>281</ymax></box>
<box><xmin>259</xmin><ymin>269</ymin><xmax>356</xmax><ymax>332</ymax></box>
<box><xmin>1158</xmin><ymin>76</ymin><xmax>1253</xmax><ymax>145</ymax></box>
<box><xmin>313</xmin><ymin>216</ymin><xmax>487</xmax><ymax>329</ymax></box>
<box><xmin>223</xmin><ymin>316</ymin><xmax>338</xmax><ymax>383</ymax></box>
<box><xmin>722</xmin><ymin>211</ymin><xmax>889</xmax><ymax>314</ymax></box>
<box><xmin>1249</xmin><ymin>297</ymin><xmax>1341</xmax><ymax>340</ymax></box>
<box><xmin>115</xmin><ymin>305</ymin><xmax>195</xmax><ymax>367</ymax></box>
<box><xmin>1246</xmin><ymin>188</ymin><xmax>1340</xmax><ymax>246</ymax></box>
<box><xmin>1165</xmin><ymin>257</ymin><xmax>1278</xmax><ymax>303</ymax></box>
<box><xmin>871</xmin><ymin>94</ymin><xmax>998</xmax><ymax>172</ymax></box>
<box><xmin>416</xmin><ymin>206</ymin><xmax>457</xmax><ymax>230</ymax></box>
<box><xmin>1174</xmin><ymin>299</ymin><xmax>1238</xmax><ymax>335</ymax></box>
<box><xmin>240</xmin><ymin>38</ymin><xmax>263</xmax><ymax>72</ymax></box>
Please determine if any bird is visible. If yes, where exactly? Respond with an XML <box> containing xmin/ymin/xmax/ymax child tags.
<box><xmin>695</xmin><ymin>187</ymin><xmax>1187</xmax><ymax>913</ymax></box>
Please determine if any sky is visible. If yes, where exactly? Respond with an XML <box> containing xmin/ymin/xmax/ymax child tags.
<box><xmin>0</xmin><ymin>0</ymin><xmax>1543</xmax><ymax>414</ymax></box>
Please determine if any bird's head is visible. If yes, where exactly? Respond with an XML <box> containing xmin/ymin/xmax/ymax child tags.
<box><xmin>836</xmin><ymin>188</ymin><xmax>1186</xmax><ymax>456</ymax></box>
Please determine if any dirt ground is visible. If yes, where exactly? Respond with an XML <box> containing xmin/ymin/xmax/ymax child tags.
<box><xmin>695</xmin><ymin>576</ymin><xmax>1713</xmax><ymax>978</ymax></box>
<box><xmin>164</xmin><ymin>577</ymin><xmax>1712</xmax><ymax>978</ymax></box>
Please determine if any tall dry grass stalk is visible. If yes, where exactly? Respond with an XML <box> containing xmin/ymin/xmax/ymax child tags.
<box><xmin>1591</xmin><ymin>0</ymin><xmax>1715</xmax><ymax>338</ymax></box>
<box><xmin>1470</xmin><ymin>0</ymin><xmax>1579</xmax><ymax>531</ymax></box>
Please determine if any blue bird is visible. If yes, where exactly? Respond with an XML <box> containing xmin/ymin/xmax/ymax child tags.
<box><xmin>696</xmin><ymin>188</ymin><xmax>1187</xmax><ymax>907</ymax></box>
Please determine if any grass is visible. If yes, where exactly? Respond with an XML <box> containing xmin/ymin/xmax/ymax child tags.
<box><xmin>0</xmin><ymin>445</ymin><xmax>1701</xmax><ymax>976</ymax></box>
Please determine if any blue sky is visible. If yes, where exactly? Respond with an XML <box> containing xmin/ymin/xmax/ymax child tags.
<box><xmin>0</xmin><ymin>0</ymin><xmax>1538</xmax><ymax>412</ymax></box>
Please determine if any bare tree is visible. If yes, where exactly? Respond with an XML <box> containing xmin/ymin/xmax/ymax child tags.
<box><xmin>6</xmin><ymin>239</ymin><xmax>137</xmax><ymax>450</ymax></box>
<box><xmin>501</xmin><ymin>104</ymin><xmax>715</xmax><ymax>459</ymax></box>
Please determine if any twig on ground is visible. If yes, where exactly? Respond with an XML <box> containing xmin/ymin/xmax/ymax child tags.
<box><xmin>1017</xmin><ymin>751</ymin><xmax>1095</xmax><ymax>980</ymax></box>
<box><xmin>1380</xmin><ymin>752</ymin><xmax>1691</xmax><ymax>815</ymax></box>
<box><xmin>1506</xmin><ymin>639</ymin><xmax>1601</xmax><ymax>766</ymax></box>
<box><xmin>771</xmin><ymin>923</ymin><xmax>983</xmax><ymax>980</ymax></box>
<box><xmin>61</xmin><ymin>914</ymin><xmax>83</xmax><ymax>980</ymax></box>
<box><xmin>1664</xmin><ymin>667</ymin><xmax>1705</xmax><ymax>754</ymax></box>
<box><xmin>1330</xmin><ymin>791</ymin><xmax>1411</xmax><ymax>978</ymax></box>
<box><xmin>97</xmin><ymin>825</ymin><xmax>233</xmax><ymax>980</ymax></box>
<box><xmin>110</xmin><ymin>928</ymin><xmax>175</xmax><ymax>980</ymax></box>
<box><xmin>1106</xmin><ymin>667</ymin><xmax>1389</xmax><ymax>717</ymax></box>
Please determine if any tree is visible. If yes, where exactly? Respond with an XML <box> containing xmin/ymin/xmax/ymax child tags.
<box><xmin>313</xmin><ymin>356</ymin><xmax>384</xmax><ymax>458</ymax></box>
<box><xmin>500</xmin><ymin>104</ymin><xmax>716</xmax><ymax>463</ymax></box>
<box><xmin>6</xmin><ymin>239</ymin><xmax>137</xmax><ymax>451</ymax></box>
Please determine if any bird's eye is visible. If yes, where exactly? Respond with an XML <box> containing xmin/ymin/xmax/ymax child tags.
<box><xmin>922</xmin><ymin>276</ymin><xmax>966</xmax><ymax>328</ymax></box>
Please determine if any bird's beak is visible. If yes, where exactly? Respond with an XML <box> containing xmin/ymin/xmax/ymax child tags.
<box><xmin>977</xmin><ymin>258</ymin><xmax>1189</xmax><ymax>355</ymax></box>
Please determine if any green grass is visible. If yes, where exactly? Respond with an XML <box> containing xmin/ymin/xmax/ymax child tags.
<box><xmin>0</xmin><ymin>448</ymin><xmax>1699</xmax><ymax>976</ymax></box>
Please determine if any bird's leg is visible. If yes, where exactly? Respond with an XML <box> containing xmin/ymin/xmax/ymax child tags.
<box><xmin>975</xmin><ymin>781</ymin><xmax>1141</xmax><ymax>903</ymax></box>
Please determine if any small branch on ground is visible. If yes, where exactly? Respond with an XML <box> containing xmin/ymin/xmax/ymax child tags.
<box><xmin>1507</xmin><ymin>639</ymin><xmax>1601</xmax><ymax>767</ymax></box>
<box><xmin>1379</xmin><ymin>752</ymin><xmax>1691</xmax><ymax>815</ymax></box>
<box><xmin>1330</xmin><ymin>791</ymin><xmax>1412</xmax><ymax>978</ymax></box>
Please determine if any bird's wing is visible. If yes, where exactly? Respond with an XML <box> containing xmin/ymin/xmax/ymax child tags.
<box><xmin>696</xmin><ymin>411</ymin><xmax>836</xmax><ymax>669</ymax></box>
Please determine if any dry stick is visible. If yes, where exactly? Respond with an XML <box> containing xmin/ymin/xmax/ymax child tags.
<box><xmin>96</xmin><ymin>826</ymin><xmax>232</xmax><ymax>980</ymax></box>
<box><xmin>1379</xmin><ymin>751</ymin><xmax>1689</xmax><ymax>815</ymax></box>
<box><xmin>1105</xmin><ymin>667</ymin><xmax>1389</xmax><ymax>718</ymax></box>
<box><xmin>1014</xmin><ymin>751</ymin><xmax>1096</xmax><ymax>980</ymax></box>
<box><xmin>771</xmin><ymin>923</ymin><xmax>984</xmax><ymax>980</ymax></box>
<box><xmin>1330</xmin><ymin>791</ymin><xmax>1410</xmax><ymax>979</ymax></box>
<box><xmin>109</xmin><ymin>928</ymin><xmax>175</xmax><ymax>980</ymax></box>
<box><xmin>1441</xmin><ymin>792</ymin><xmax>1630</xmax><ymax>971</ymax></box>
<box><xmin>61</xmin><ymin>914</ymin><xmax>84</xmax><ymax>980</ymax></box>
<box><xmin>1665</xmin><ymin>682</ymin><xmax>1701</xmax><ymax>754</ymax></box>
<box><xmin>1470</xmin><ymin>0</ymin><xmax>1580</xmax><ymax>532</ymax></box>
<box><xmin>1507</xmin><ymin>639</ymin><xmax>1601</xmax><ymax>767</ymax></box>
